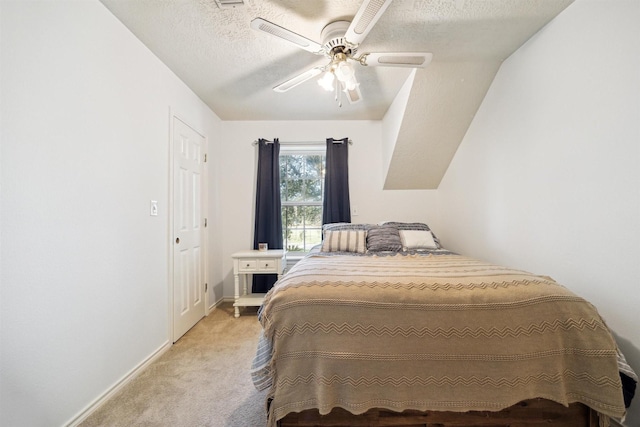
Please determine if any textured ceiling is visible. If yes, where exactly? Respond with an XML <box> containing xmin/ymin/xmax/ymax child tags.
<box><xmin>100</xmin><ymin>0</ymin><xmax>574</xmax><ymax>188</ymax></box>
<box><xmin>100</xmin><ymin>0</ymin><xmax>574</xmax><ymax>121</ymax></box>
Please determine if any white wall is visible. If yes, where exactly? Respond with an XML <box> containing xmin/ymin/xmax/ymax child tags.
<box><xmin>0</xmin><ymin>1</ymin><xmax>222</xmax><ymax>426</ymax></box>
<box><xmin>438</xmin><ymin>0</ymin><xmax>640</xmax><ymax>423</ymax></box>
<box><xmin>219</xmin><ymin>120</ymin><xmax>438</xmax><ymax>297</ymax></box>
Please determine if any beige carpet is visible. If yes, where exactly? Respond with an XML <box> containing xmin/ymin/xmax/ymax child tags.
<box><xmin>80</xmin><ymin>303</ymin><xmax>268</xmax><ymax>427</ymax></box>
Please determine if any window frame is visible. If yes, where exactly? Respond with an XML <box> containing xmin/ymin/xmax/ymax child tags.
<box><xmin>279</xmin><ymin>144</ymin><xmax>326</xmax><ymax>256</ymax></box>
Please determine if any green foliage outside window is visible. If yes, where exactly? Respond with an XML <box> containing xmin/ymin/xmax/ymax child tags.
<box><xmin>280</xmin><ymin>152</ymin><xmax>324</xmax><ymax>253</ymax></box>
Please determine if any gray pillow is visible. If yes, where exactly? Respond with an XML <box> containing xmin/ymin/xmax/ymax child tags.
<box><xmin>366</xmin><ymin>225</ymin><xmax>403</xmax><ymax>252</ymax></box>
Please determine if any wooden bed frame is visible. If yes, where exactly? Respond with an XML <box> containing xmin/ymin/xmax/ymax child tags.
<box><xmin>278</xmin><ymin>399</ymin><xmax>599</xmax><ymax>427</ymax></box>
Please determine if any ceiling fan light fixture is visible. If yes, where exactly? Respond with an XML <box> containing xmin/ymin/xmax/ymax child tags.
<box><xmin>318</xmin><ymin>71</ymin><xmax>335</xmax><ymax>91</ymax></box>
<box><xmin>343</xmin><ymin>76</ymin><xmax>359</xmax><ymax>91</ymax></box>
<box><xmin>251</xmin><ymin>0</ymin><xmax>431</xmax><ymax>108</ymax></box>
<box><xmin>335</xmin><ymin>60</ymin><xmax>355</xmax><ymax>82</ymax></box>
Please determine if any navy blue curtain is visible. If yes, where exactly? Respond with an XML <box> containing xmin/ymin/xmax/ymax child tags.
<box><xmin>252</xmin><ymin>138</ymin><xmax>283</xmax><ymax>293</ymax></box>
<box><xmin>322</xmin><ymin>138</ymin><xmax>351</xmax><ymax>225</ymax></box>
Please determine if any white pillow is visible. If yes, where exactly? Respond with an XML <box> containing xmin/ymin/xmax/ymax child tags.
<box><xmin>399</xmin><ymin>230</ymin><xmax>437</xmax><ymax>250</ymax></box>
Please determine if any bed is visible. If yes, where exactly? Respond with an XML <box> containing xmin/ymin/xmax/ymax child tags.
<box><xmin>251</xmin><ymin>222</ymin><xmax>636</xmax><ymax>427</ymax></box>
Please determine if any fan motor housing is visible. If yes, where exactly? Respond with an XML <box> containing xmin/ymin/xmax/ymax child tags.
<box><xmin>321</xmin><ymin>21</ymin><xmax>357</xmax><ymax>57</ymax></box>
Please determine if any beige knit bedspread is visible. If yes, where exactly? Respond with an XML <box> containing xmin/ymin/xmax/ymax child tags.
<box><xmin>259</xmin><ymin>253</ymin><xmax>626</xmax><ymax>426</ymax></box>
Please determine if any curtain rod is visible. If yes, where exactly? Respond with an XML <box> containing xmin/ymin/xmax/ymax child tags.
<box><xmin>252</xmin><ymin>139</ymin><xmax>352</xmax><ymax>146</ymax></box>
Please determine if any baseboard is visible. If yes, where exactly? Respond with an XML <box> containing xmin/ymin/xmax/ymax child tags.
<box><xmin>63</xmin><ymin>340</ymin><xmax>172</xmax><ymax>427</ymax></box>
<box><xmin>206</xmin><ymin>296</ymin><xmax>232</xmax><ymax>315</ymax></box>
<box><xmin>218</xmin><ymin>297</ymin><xmax>236</xmax><ymax>305</ymax></box>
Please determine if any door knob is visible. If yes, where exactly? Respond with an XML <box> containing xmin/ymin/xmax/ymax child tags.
<box><xmin>176</xmin><ymin>238</ymin><xmax>180</xmax><ymax>244</ymax></box>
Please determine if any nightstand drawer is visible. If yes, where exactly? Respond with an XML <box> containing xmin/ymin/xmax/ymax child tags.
<box><xmin>238</xmin><ymin>260</ymin><xmax>257</xmax><ymax>271</ymax></box>
<box><xmin>258</xmin><ymin>259</ymin><xmax>276</xmax><ymax>271</ymax></box>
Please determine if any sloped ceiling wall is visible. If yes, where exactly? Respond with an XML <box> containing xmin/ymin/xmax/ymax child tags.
<box><xmin>383</xmin><ymin>60</ymin><xmax>501</xmax><ymax>189</ymax></box>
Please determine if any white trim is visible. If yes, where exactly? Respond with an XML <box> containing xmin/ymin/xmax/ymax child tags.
<box><xmin>202</xmin><ymin>134</ymin><xmax>209</xmax><ymax>319</ymax></box>
<box><xmin>206</xmin><ymin>296</ymin><xmax>229</xmax><ymax>315</ymax></box>
<box><xmin>280</xmin><ymin>144</ymin><xmax>325</xmax><ymax>154</ymax></box>
<box><xmin>168</xmin><ymin>107</ymin><xmax>175</xmax><ymax>347</ymax></box>
<box><xmin>281</xmin><ymin>201</ymin><xmax>323</xmax><ymax>207</ymax></box>
<box><xmin>280</xmin><ymin>150</ymin><xmax>325</xmax><ymax>252</ymax></box>
<box><xmin>169</xmin><ymin>110</ymin><xmax>209</xmax><ymax>343</ymax></box>
<box><xmin>63</xmin><ymin>341</ymin><xmax>172</xmax><ymax>427</ymax></box>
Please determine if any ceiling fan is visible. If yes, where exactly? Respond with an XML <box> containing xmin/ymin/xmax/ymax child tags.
<box><xmin>250</xmin><ymin>0</ymin><xmax>433</xmax><ymax>106</ymax></box>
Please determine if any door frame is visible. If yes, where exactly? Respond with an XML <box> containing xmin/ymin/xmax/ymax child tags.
<box><xmin>168</xmin><ymin>110</ymin><xmax>209</xmax><ymax>343</ymax></box>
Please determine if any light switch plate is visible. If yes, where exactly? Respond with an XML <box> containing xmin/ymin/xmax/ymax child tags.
<box><xmin>150</xmin><ymin>200</ymin><xmax>158</xmax><ymax>216</ymax></box>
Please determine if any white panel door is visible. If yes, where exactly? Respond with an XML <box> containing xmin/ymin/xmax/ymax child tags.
<box><xmin>173</xmin><ymin>117</ymin><xmax>205</xmax><ymax>341</ymax></box>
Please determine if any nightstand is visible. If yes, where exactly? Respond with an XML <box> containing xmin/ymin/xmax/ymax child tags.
<box><xmin>231</xmin><ymin>249</ymin><xmax>287</xmax><ymax>318</ymax></box>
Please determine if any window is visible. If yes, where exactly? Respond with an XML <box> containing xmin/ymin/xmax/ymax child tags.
<box><xmin>280</xmin><ymin>145</ymin><xmax>325</xmax><ymax>254</ymax></box>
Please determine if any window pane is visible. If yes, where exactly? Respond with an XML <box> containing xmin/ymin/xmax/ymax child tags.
<box><xmin>286</xmin><ymin>155</ymin><xmax>304</xmax><ymax>179</ymax></box>
<box><xmin>304</xmin><ymin>179</ymin><xmax>323</xmax><ymax>201</ymax></box>
<box><xmin>284</xmin><ymin>178</ymin><xmax>304</xmax><ymax>202</ymax></box>
<box><xmin>304</xmin><ymin>155</ymin><xmax>324</xmax><ymax>179</ymax></box>
<box><xmin>286</xmin><ymin>228</ymin><xmax>304</xmax><ymax>252</ymax></box>
<box><xmin>280</xmin><ymin>157</ymin><xmax>288</xmax><ymax>200</ymax></box>
<box><xmin>279</xmin><ymin>158</ymin><xmax>287</xmax><ymax>181</ymax></box>
<box><xmin>304</xmin><ymin>205</ymin><xmax>322</xmax><ymax>227</ymax></box>
<box><xmin>290</xmin><ymin>206</ymin><xmax>305</xmax><ymax>227</ymax></box>
<box><xmin>281</xmin><ymin>206</ymin><xmax>293</xmax><ymax>229</ymax></box>
<box><xmin>304</xmin><ymin>229</ymin><xmax>322</xmax><ymax>250</ymax></box>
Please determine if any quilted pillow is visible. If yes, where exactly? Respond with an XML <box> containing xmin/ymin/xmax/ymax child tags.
<box><xmin>366</xmin><ymin>225</ymin><xmax>403</xmax><ymax>252</ymax></box>
<box><xmin>321</xmin><ymin>229</ymin><xmax>366</xmax><ymax>253</ymax></box>
<box><xmin>323</xmin><ymin>222</ymin><xmax>369</xmax><ymax>232</ymax></box>
<box><xmin>399</xmin><ymin>229</ymin><xmax>438</xmax><ymax>250</ymax></box>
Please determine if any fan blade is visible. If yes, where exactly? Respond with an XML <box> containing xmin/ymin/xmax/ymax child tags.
<box><xmin>251</xmin><ymin>18</ymin><xmax>323</xmax><ymax>54</ymax></box>
<box><xmin>273</xmin><ymin>67</ymin><xmax>323</xmax><ymax>92</ymax></box>
<box><xmin>344</xmin><ymin>0</ymin><xmax>393</xmax><ymax>45</ymax></box>
<box><xmin>361</xmin><ymin>52</ymin><xmax>433</xmax><ymax>68</ymax></box>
